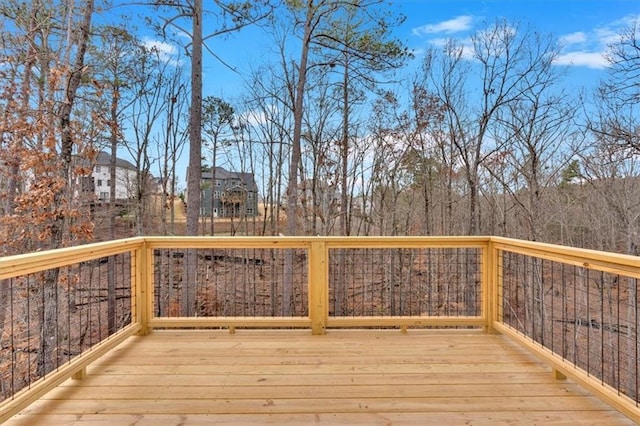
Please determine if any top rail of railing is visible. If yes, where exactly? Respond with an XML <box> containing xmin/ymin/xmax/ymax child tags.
<box><xmin>141</xmin><ymin>235</ymin><xmax>491</xmax><ymax>247</ymax></box>
<box><xmin>0</xmin><ymin>237</ymin><xmax>146</xmax><ymax>280</ymax></box>
<box><xmin>490</xmin><ymin>237</ymin><xmax>640</xmax><ymax>278</ymax></box>
<box><xmin>3</xmin><ymin>235</ymin><xmax>637</xmax><ymax>268</ymax></box>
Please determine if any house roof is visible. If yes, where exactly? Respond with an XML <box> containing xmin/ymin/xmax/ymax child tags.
<box><xmin>95</xmin><ymin>151</ymin><xmax>136</xmax><ymax>171</ymax></box>
<box><xmin>202</xmin><ymin>166</ymin><xmax>258</xmax><ymax>192</ymax></box>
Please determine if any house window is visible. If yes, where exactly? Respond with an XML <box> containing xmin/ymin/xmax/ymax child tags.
<box><xmin>214</xmin><ymin>191</ymin><xmax>220</xmax><ymax>199</ymax></box>
<box><xmin>97</xmin><ymin>179</ymin><xmax>103</xmax><ymax>187</ymax></box>
<box><xmin>216</xmin><ymin>180</ymin><xmax>221</xmax><ymax>186</ymax></box>
<box><xmin>95</xmin><ymin>166</ymin><xmax>101</xmax><ymax>173</ymax></box>
<box><xmin>107</xmin><ymin>180</ymin><xmax>111</xmax><ymax>187</ymax></box>
<box><xmin>247</xmin><ymin>208</ymin><xmax>254</xmax><ymax>215</ymax></box>
<box><xmin>100</xmin><ymin>192</ymin><xmax>109</xmax><ymax>200</ymax></box>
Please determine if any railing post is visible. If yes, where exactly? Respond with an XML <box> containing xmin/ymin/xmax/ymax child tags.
<box><xmin>485</xmin><ymin>239</ymin><xmax>500</xmax><ymax>333</ymax></box>
<box><xmin>135</xmin><ymin>240</ymin><xmax>151</xmax><ymax>336</ymax></box>
<box><xmin>496</xmin><ymin>245</ymin><xmax>503</xmax><ymax>327</ymax></box>
<box><xmin>309</xmin><ymin>240</ymin><xmax>328</xmax><ymax>335</ymax></box>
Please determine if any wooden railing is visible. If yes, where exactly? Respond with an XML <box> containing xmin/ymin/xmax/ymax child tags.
<box><xmin>143</xmin><ymin>236</ymin><xmax>489</xmax><ymax>333</ymax></box>
<box><xmin>0</xmin><ymin>236</ymin><xmax>638</xmax><ymax>422</ymax></box>
<box><xmin>488</xmin><ymin>237</ymin><xmax>640</xmax><ymax>423</ymax></box>
<box><xmin>0</xmin><ymin>238</ymin><xmax>145</xmax><ymax>423</ymax></box>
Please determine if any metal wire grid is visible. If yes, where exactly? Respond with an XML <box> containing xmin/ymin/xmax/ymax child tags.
<box><xmin>328</xmin><ymin>247</ymin><xmax>482</xmax><ymax>317</ymax></box>
<box><xmin>152</xmin><ymin>248</ymin><xmax>309</xmax><ymax>317</ymax></box>
<box><xmin>499</xmin><ymin>251</ymin><xmax>639</xmax><ymax>404</ymax></box>
<box><xmin>0</xmin><ymin>253</ymin><xmax>133</xmax><ymax>402</ymax></box>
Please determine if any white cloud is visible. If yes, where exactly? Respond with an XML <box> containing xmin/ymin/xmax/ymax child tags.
<box><xmin>238</xmin><ymin>104</ymin><xmax>281</xmax><ymax>128</ymax></box>
<box><xmin>142</xmin><ymin>38</ymin><xmax>179</xmax><ymax>65</ymax></box>
<box><xmin>410</xmin><ymin>47</ymin><xmax>425</xmax><ymax>58</ymax></box>
<box><xmin>554</xmin><ymin>51</ymin><xmax>607</xmax><ymax>69</ymax></box>
<box><xmin>616</xmin><ymin>13</ymin><xmax>640</xmax><ymax>31</ymax></box>
<box><xmin>559</xmin><ymin>32</ymin><xmax>587</xmax><ymax>46</ymax></box>
<box><xmin>588</xmin><ymin>14</ymin><xmax>640</xmax><ymax>47</ymax></box>
<box><xmin>595</xmin><ymin>27</ymin><xmax>620</xmax><ymax>46</ymax></box>
<box><xmin>412</xmin><ymin>15</ymin><xmax>473</xmax><ymax>36</ymax></box>
<box><xmin>555</xmin><ymin>14</ymin><xmax>640</xmax><ymax>69</ymax></box>
<box><xmin>429</xmin><ymin>37</ymin><xmax>449</xmax><ymax>48</ymax></box>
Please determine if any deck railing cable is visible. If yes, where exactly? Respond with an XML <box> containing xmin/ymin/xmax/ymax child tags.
<box><xmin>497</xmin><ymin>244</ymin><xmax>640</xmax><ymax>406</ymax></box>
<box><xmin>152</xmin><ymin>246</ymin><xmax>308</xmax><ymax>318</ymax></box>
<box><xmin>0</xmin><ymin>251</ymin><xmax>133</xmax><ymax>404</ymax></box>
<box><xmin>328</xmin><ymin>247</ymin><xmax>482</xmax><ymax>318</ymax></box>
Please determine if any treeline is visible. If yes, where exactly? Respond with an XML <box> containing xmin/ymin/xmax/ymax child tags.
<box><xmin>0</xmin><ymin>1</ymin><xmax>638</xmax><ymax>257</ymax></box>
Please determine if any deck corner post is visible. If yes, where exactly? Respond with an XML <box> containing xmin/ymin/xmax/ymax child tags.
<box><xmin>484</xmin><ymin>239</ymin><xmax>501</xmax><ymax>334</ymax></box>
<box><xmin>71</xmin><ymin>367</ymin><xmax>86</xmax><ymax>380</ymax></box>
<box><xmin>553</xmin><ymin>368</ymin><xmax>567</xmax><ymax>380</ymax></box>
<box><xmin>135</xmin><ymin>239</ymin><xmax>151</xmax><ymax>336</ymax></box>
<box><xmin>309</xmin><ymin>240</ymin><xmax>328</xmax><ymax>335</ymax></box>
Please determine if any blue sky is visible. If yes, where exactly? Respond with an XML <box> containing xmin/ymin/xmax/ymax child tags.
<box><xmin>138</xmin><ymin>1</ymin><xmax>640</xmax><ymax>184</ymax></box>
<box><xmin>402</xmin><ymin>0</ymin><xmax>638</xmax><ymax>68</ymax></box>
<box><xmin>187</xmin><ymin>0</ymin><xmax>640</xmax><ymax>100</ymax></box>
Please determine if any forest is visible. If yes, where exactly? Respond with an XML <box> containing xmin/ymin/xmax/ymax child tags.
<box><xmin>1</xmin><ymin>0</ymin><xmax>639</xmax><ymax>257</ymax></box>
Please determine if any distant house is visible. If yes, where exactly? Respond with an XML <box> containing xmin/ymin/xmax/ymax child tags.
<box><xmin>298</xmin><ymin>179</ymin><xmax>339</xmax><ymax>217</ymax></box>
<box><xmin>73</xmin><ymin>151</ymin><xmax>138</xmax><ymax>202</ymax></box>
<box><xmin>91</xmin><ymin>151</ymin><xmax>138</xmax><ymax>201</ymax></box>
<box><xmin>200</xmin><ymin>167</ymin><xmax>259</xmax><ymax>218</ymax></box>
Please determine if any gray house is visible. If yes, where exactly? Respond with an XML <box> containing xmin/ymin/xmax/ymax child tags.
<box><xmin>201</xmin><ymin>167</ymin><xmax>259</xmax><ymax>218</ymax></box>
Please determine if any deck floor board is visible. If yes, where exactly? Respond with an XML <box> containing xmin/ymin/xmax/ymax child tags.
<box><xmin>7</xmin><ymin>329</ymin><xmax>636</xmax><ymax>425</ymax></box>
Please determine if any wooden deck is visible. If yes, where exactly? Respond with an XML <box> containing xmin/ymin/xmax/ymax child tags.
<box><xmin>6</xmin><ymin>329</ymin><xmax>635</xmax><ymax>425</ymax></box>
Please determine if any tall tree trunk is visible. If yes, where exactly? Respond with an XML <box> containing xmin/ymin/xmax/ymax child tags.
<box><xmin>340</xmin><ymin>61</ymin><xmax>350</xmax><ymax>237</ymax></box>
<box><xmin>183</xmin><ymin>0</ymin><xmax>202</xmax><ymax>316</ymax></box>
<box><xmin>286</xmin><ymin>4</ymin><xmax>313</xmax><ymax>237</ymax></box>
<box><xmin>186</xmin><ymin>0</ymin><xmax>203</xmax><ymax>237</ymax></box>
<box><xmin>283</xmin><ymin>2</ymin><xmax>313</xmax><ymax>316</ymax></box>
<box><xmin>107</xmin><ymin>94</ymin><xmax>118</xmax><ymax>334</ymax></box>
<box><xmin>210</xmin><ymin>147</ymin><xmax>217</xmax><ymax>235</ymax></box>
<box><xmin>38</xmin><ymin>0</ymin><xmax>94</xmax><ymax>377</ymax></box>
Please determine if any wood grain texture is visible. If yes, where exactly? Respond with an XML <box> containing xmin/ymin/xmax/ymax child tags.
<box><xmin>6</xmin><ymin>329</ymin><xmax>635</xmax><ymax>425</ymax></box>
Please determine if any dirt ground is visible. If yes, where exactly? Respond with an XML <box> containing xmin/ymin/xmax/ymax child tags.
<box><xmin>149</xmin><ymin>196</ymin><xmax>278</xmax><ymax>236</ymax></box>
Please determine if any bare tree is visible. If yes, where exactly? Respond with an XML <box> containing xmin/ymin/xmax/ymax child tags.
<box><xmin>584</xmin><ymin>19</ymin><xmax>640</xmax><ymax>253</ymax></box>
<box><xmin>592</xmin><ymin>20</ymin><xmax>640</xmax><ymax>154</ymax></box>
<box><xmin>314</xmin><ymin>2</ymin><xmax>409</xmax><ymax>236</ymax></box>
<box><xmin>299</xmin><ymin>77</ymin><xmax>341</xmax><ymax>236</ymax></box>
<box><xmin>240</xmin><ymin>60</ymin><xmax>294</xmax><ymax>236</ymax></box>
<box><xmin>490</xmin><ymin>87</ymin><xmax>578</xmax><ymax>241</ymax></box>
<box><xmin>366</xmin><ymin>90</ymin><xmax>413</xmax><ymax>235</ymax></box>
<box><xmin>202</xmin><ymin>96</ymin><xmax>235</xmax><ymax>235</ymax></box>
<box><xmin>157</xmin><ymin>69</ymin><xmax>189</xmax><ymax>236</ymax></box>
<box><xmin>419</xmin><ymin>20</ymin><xmax>562</xmax><ymax>235</ymax></box>
<box><xmin>149</xmin><ymin>1</ymin><xmax>272</xmax><ymax>238</ymax></box>
<box><xmin>89</xmin><ymin>26</ymin><xmax>147</xmax><ymax>333</ymax></box>
<box><xmin>148</xmin><ymin>0</ymin><xmax>272</xmax><ymax>315</ymax></box>
<box><xmin>125</xmin><ymin>46</ymin><xmax>174</xmax><ymax>235</ymax></box>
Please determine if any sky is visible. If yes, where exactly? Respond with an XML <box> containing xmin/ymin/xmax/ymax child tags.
<box><xmin>136</xmin><ymin>0</ymin><xmax>640</xmax><ymax>185</ymax></box>
<box><xmin>403</xmin><ymin>0</ymin><xmax>636</xmax><ymax>68</ymax></box>
<box><xmin>194</xmin><ymin>0</ymin><xmax>640</xmax><ymax>100</ymax></box>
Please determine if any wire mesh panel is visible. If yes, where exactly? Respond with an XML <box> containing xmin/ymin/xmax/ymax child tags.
<box><xmin>0</xmin><ymin>252</ymin><xmax>132</xmax><ymax>403</ymax></box>
<box><xmin>153</xmin><ymin>247</ymin><xmax>308</xmax><ymax>317</ymax></box>
<box><xmin>500</xmin><ymin>251</ymin><xmax>639</xmax><ymax>405</ymax></box>
<box><xmin>328</xmin><ymin>247</ymin><xmax>482</xmax><ymax>317</ymax></box>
